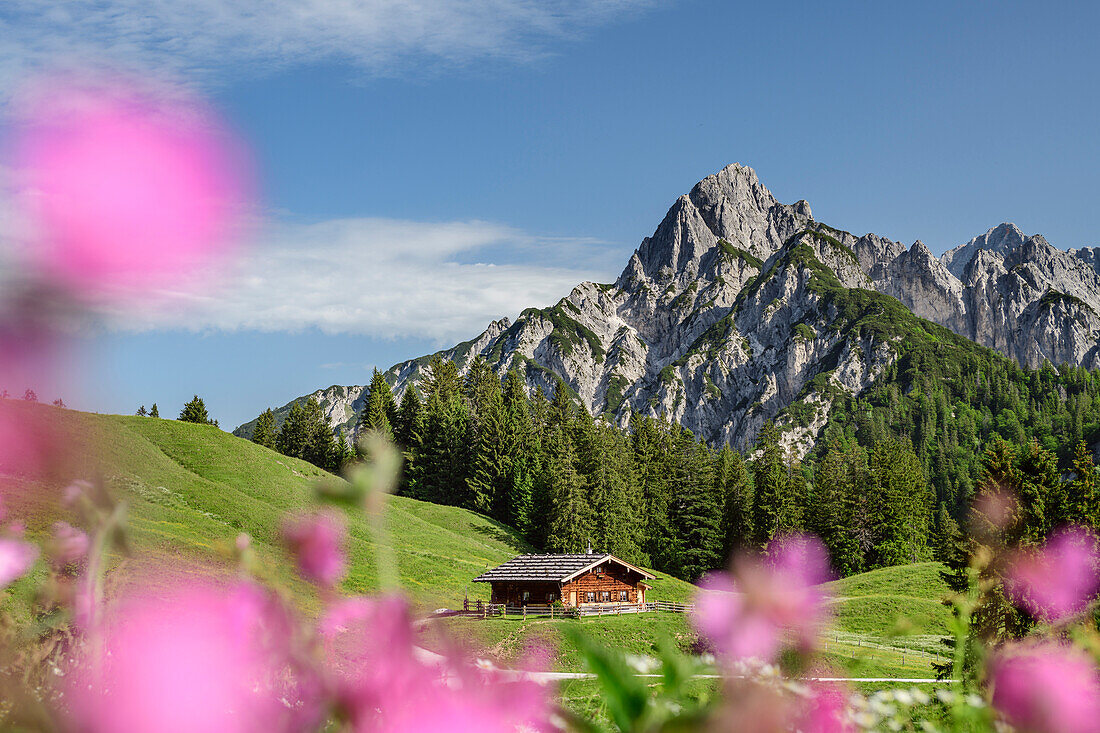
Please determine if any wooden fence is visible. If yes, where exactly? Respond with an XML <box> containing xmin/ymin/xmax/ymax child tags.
<box><xmin>460</xmin><ymin>598</ymin><xmax>696</xmax><ymax>619</ymax></box>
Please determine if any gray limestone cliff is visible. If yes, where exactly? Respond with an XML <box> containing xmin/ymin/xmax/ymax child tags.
<box><xmin>236</xmin><ymin>165</ymin><xmax>1100</xmax><ymax>455</ymax></box>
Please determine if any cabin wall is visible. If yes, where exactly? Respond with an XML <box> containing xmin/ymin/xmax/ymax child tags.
<box><xmin>561</xmin><ymin>564</ymin><xmax>641</xmax><ymax>605</ymax></box>
<box><xmin>489</xmin><ymin>581</ymin><xmax>560</xmax><ymax>606</ymax></box>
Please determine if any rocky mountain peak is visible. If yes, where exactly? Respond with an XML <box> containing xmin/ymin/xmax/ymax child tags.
<box><xmin>247</xmin><ymin>165</ymin><xmax>1100</xmax><ymax>458</ymax></box>
<box><xmin>623</xmin><ymin>163</ymin><xmax>812</xmax><ymax>287</ymax></box>
<box><xmin>941</xmin><ymin>222</ymin><xmax>1027</xmax><ymax>279</ymax></box>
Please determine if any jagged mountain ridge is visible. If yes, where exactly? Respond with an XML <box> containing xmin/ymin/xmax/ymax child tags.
<box><xmin>235</xmin><ymin>165</ymin><xmax>1100</xmax><ymax>454</ymax></box>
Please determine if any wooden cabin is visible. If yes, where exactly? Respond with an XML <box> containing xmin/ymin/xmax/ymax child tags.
<box><xmin>473</xmin><ymin>553</ymin><xmax>655</xmax><ymax>607</ymax></box>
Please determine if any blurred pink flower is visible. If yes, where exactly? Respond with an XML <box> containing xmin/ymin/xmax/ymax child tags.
<box><xmin>989</xmin><ymin>642</ymin><xmax>1100</xmax><ymax>733</ymax></box>
<box><xmin>281</xmin><ymin>508</ymin><xmax>347</xmax><ymax>587</ymax></box>
<box><xmin>796</xmin><ymin>682</ymin><xmax>851</xmax><ymax>733</ymax></box>
<box><xmin>1005</xmin><ymin>526</ymin><xmax>1100</xmax><ymax>621</ymax></box>
<box><xmin>321</xmin><ymin>595</ymin><xmax>551</xmax><ymax>732</ymax></box>
<box><xmin>66</xmin><ymin>579</ymin><xmax>299</xmax><ymax>733</ymax></box>
<box><xmin>15</xmin><ymin>79</ymin><xmax>251</xmax><ymax>298</ymax></box>
<box><xmin>0</xmin><ymin>404</ymin><xmax>52</xmax><ymax>482</ymax></box>
<box><xmin>0</xmin><ymin>537</ymin><xmax>38</xmax><ymax>588</ymax></box>
<box><xmin>49</xmin><ymin>520</ymin><xmax>89</xmax><ymax>568</ymax></box>
<box><xmin>694</xmin><ymin>533</ymin><xmax>832</xmax><ymax>663</ymax></box>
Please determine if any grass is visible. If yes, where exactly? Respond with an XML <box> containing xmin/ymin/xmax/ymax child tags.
<box><xmin>6</xmin><ymin>404</ymin><xmax>535</xmax><ymax>611</ymax></box>
<box><xmin>428</xmin><ymin>612</ymin><xmax>696</xmax><ymax>671</ymax></box>
<box><xmin>824</xmin><ymin>562</ymin><xmax>952</xmax><ymax>637</ymax></box>
<box><xmin>8</xmin><ymin>402</ymin><xmax>693</xmax><ymax>617</ymax></box>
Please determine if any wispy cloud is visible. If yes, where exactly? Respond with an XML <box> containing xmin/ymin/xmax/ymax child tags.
<box><xmin>90</xmin><ymin>216</ymin><xmax>622</xmax><ymax>342</ymax></box>
<box><xmin>0</xmin><ymin>1</ymin><xmax>658</xmax><ymax>101</ymax></box>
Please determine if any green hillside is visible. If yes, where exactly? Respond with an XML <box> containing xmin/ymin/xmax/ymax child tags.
<box><xmin>825</xmin><ymin>561</ymin><xmax>952</xmax><ymax>636</ymax></box>
<box><xmin>8</xmin><ymin>403</ymin><xmax>692</xmax><ymax>611</ymax></box>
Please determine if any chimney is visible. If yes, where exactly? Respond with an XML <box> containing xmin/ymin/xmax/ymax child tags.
<box><xmin>586</xmin><ymin>538</ymin><xmax>593</xmax><ymax>555</ymax></box>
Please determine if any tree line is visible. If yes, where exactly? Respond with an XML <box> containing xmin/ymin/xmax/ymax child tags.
<box><xmin>246</xmin><ymin>353</ymin><xmax>1100</xmax><ymax>583</ymax></box>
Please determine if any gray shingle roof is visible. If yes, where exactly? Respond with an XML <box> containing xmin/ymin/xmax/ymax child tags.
<box><xmin>473</xmin><ymin>553</ymin><xmax>655</xmax><ymax>582</ymax></box>
<box><xmin>473</xmin><ymin>554</ymin><xmax>610</xmax><ymax>582</ymax></box>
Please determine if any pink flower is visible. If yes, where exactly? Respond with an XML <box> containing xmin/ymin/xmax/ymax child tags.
<box><xmin>66</xmin><ymin>578</ymin><xmax>301</xmax><ymax>733</ymax></box>
<box><xmin>1005</xmin><ymin>526</ymin><xmax>1100</xmax><ymax>621</ymax></box>
<box><xmin>49</xmin><ymin>520</ymin><xmax>89</xmax><ymax>568</ymax></box>
<box><xmin>989</xmin><ymin>642</ymin><xmax>1100</xmax><ymax>733</ymax></box>
<box><xmin>15</xmin><ymin>78</ymin><xmax>251</xmax><ymax>298</ymax></box>
<box><xmin>694</xmin><ymin>534</ymin><xmax>832</xmax><ymax>663</ymax></box>
<box><xmin>321</xmin><ymin>595</ymin><xmax>551</xmax><ymax>732</ymax></box>
<box><xmin>0</xmin><ymin>537</ymin><xmax>38</xmax><ymax>587</ymax></box>
<box><xmin>796</xmin><ymin>682</ymin><xmax>851</xmax><ymax>733</ymax></box>
<box><xmin>281</xmin><ymin>509</ymin><xmax>347</xmax><ymax>587</ymax></box>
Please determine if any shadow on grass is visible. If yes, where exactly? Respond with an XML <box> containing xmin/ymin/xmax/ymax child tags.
<box><xmin>471</xmin><ymin>522</ymin><xmax>535</xmax><ymax>554</ymax></box>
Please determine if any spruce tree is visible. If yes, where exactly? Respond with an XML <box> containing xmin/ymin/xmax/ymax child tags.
<box><xmin>931</xmin><ymin>504</ymin><xmax>961</xmax><ymax>563</ymax></box>
<box><xmin>810</xmin><ymin>444</ymin><xmax>865</xmax><ymax>575</ymax></box>
<box><xmin>302</xmin><ymin>398</ymin><xmax>338</xmax><ymax>471</ymax></box>
<box><xmin>750</xmin><ymin>422</ymin><xmax>786</xmax><ymax>547</ymax></box>
<box><xmin>360</xmin><ymin>369</ymin><xmax>397</xmax><ymax>441</ymax></box>
<box><xmin>502</xmin><ymin>370</ymin><xmax>537</xmax><ymax>535</ymax></box>
<box><xmin>631</xmin><ymin>413</ymin><xmax>674</xmax><ymax>568</ymax></box>
<box><xmin>545</xmin><ymin>424</ymin><xmax>590</xmax><ymax>553</ymax></box>
<box><xmin>715</xmin><ymin>445</ymin><xmax>752</xmax><ymax>564</ymax></box>
<box><xmin>867</xmin><ymin>438</ymin><xmax>932</xmax><ymax>568</ymax></box>
<box><xmin>416</xmin><ymin>357</ymin><xmax>470</xmax><ymax>507</ymax></box>
<box><xmin>136</xmin><ymin>405</ymin><xmax>147</xmax><ymax>417</ymax></box>
<box><xmin>179</xmin><ymin>395</ymin><xmax>213</xmax><ymax>425</ymax></box>
<box><xmin>668</xmin><ymin>429</ymin><xmax>720</xmax><ymax>580</ymax></box>
<box><xmin>1067</xmin><ymin>441</ymin><xmax>1099</xmax><ymax>529</ymax></box>
<box><xmin>466</xmin><ymin>364</ymin><xmax>507</xmax><ymax>516</ymax></box>
<box><xmin>394</xmin><ymin>384</ymin><xmax>425</xmax><ymax>495</ymax></box>
<box><xmin>252</xmin><ymin>408</ymin><xmax>278</xmax><ymax>450</ymax></box>
<box><xmin>149</xmin><ymin>403</ymin><xmax>159</xmax><ymax>418</ymax></box>
<box><xmin>277</xmin><ymin>403</ymin><xmax>310</xmax><ymax>459</ymax></box>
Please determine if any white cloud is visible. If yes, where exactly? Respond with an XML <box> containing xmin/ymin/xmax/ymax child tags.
<box><xmin>0</xmin><ymin>1</ymin><xmax>658</xmax><ymax>100</ymax></box>
<box><xmin>91</xmin><ymin>216</ymin><xmax>621</xmax><ymax>342</ymax></box>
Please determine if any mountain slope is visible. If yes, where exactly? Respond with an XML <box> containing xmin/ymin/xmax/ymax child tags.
<box><xmin>241</xmin><ymin>164</ymin><xmax>1100</xmax><ymax>453</ymax></box>
<box><xmin>8</xmin><ymin>404</ymin><xmax>693</xmax><ymax>609</ymax></box>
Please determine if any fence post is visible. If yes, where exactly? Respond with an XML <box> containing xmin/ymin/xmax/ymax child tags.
<box><xmin>523</xmin><ymin>605</ymin><xmax>526</xmax><ymax>620</ymax></box>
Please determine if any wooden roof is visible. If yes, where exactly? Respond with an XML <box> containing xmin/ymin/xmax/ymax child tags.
<box><xmin>473</xmin><ymin>553</ymin><xmax>655</xmax><ymax>583</ymax></box>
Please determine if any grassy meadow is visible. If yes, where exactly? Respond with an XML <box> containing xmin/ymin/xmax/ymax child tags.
<box><xmin>4</xmin><ymin>403</ymin><xmax>961</xmax><ymax>729</ymax></box>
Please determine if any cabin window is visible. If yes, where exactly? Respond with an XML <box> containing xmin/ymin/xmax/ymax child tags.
<box><xmin>522</xmin><ymin>591</ymin><xmax>530</xmax><ymax>603</ymax></box>
<box><xmin>546</xmin><ymin>592</ymin><xmax>555</xmax><ymax>602</ymax></box>
<box><xmin>619</xmin><ymin>591</ymin><xmax>629</xmax><ymax>602</ymax></box>
<box><xmin>601</xmin><ymin>591</ymin><xmax>611</xmax><ymax>602</ymax></box>
<box><xmin>586</xmin><ymin>591</ymin><xmax>596</xmax><ymax>603</ymax></box>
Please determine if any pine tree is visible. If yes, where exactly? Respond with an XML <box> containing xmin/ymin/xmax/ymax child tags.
<box><xmin>502</xmin><ymin>370</ymin><xmax>536</xmax><ymax>535</ymax></box>
<box><xmin>466</xmin><ymin>363</ymin><xmax>508</xmax><ymax>517</ymax></box>
<box><xmin>810</xmin><ymin>444</ymin><xmax>866</xmax><ymax>575</ymax></box>
<box><xmin>715</xmin><ymin>445</ymin><xmax>752</xmax><ymax>564</ymax></box>
<box><xmin>416</xmin><ymin>357</ymin><xmax>470</xmax><ymax>507</ymax></box>
<box><xmin>1067</xmin><ymin>441</ymin><xmax>1099</xmax><ymax>530</ymax></box>
<box><xmin>179</xmin><ymin>395</ymin><xmax>213</xmax><ymax>425</ymax></box>
<box><xmin>301</xmin><ymin>398</ymin><xmax>338</xmax><ymax>471</ymax></box>
<box><xmin>277</xmin><ymin>402</ymin><xmax>310</xmax><ymax>459</ymax></box>
<box><xmin>395</xmin><ymin>385</ymin><xmax>424</xmax><ymax>449</ymax></box>
<box><xmin>931</xmin><ymin>504</ymin><xmax>961</xmax><ymax>563</ymax></box>
<box><xmin>631</xmin><ymin>413</ymin><xmax>674</xmax><ymax>568</ymax></box>
<box><xmin>136</xmin><ymin>405</ymin><xmax>147</xmax><ymax>417</ymax></box>
<box><xmin>545</xmin><ymin>424</ymin><xmax>590</xmax><ymax>553</ymax></box>
<box><xmin>751</xmin><ymin>422</ymin><xmax>786</xmax><ymax>547</ymax></box>
<box><xmin>394</xmin><ymin>384</ymin><xmax>425</xmax><ymax>495</ymax></box>
<box><xmin>867</xmin><ymin>438</ymin><xmax>932</xmax><ymax>568</ymax></box>
<box><xmin>1018</xmin><ymin>439</ymin><xmax>1057</xmax><ymax>541</ymax></box>
<box><xmin>252</xmin><ymin>408</ymin><xmax>278</xmax><ymax>450</ymax></box>
<box><xmin>360</xmin><ymin>369</ymin><xmax>397</xmax><ymax>442</ymax></box>
<box><xmin>668</xmin><ymin>428</ymin><xmax>720</xmax><ymax>580</ymax></box>
<box><xmin>149</xmin><ymin>403</ymin><xmax>159</xmax><ymax>418</ymax></box>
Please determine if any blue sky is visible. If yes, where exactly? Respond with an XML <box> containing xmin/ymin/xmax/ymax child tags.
<box><xmin>2</xmin><ymin>0</ymin><xmax>1098</xmax><ymax>428</ymax></box>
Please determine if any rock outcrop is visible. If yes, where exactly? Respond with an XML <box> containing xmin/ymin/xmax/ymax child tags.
<box><xmin>236</xmin><ymin>165</ymin><xmax>1100</xmax><ymax>455</ymax></box>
